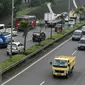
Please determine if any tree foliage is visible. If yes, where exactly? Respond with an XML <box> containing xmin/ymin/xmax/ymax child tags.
<box><xmin>29</xmin><ymin>0</ymin><xmax>54</xmax><ymax>7</ymax></box>
<box><xmin>20</xmin><ymin>20</ymin><xmax>31</xmax><ymax>52</ymax></box>
<box><xmin>0</xmin><ymin>0</ymin><xmax>22</xmax><ymax>16</ymax></box>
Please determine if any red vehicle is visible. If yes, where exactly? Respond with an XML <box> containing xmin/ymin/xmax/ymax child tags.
<box><xmin>15</xmin><ymin>15</ymin><xmax>37</xmax><ymax>29</ymax></box>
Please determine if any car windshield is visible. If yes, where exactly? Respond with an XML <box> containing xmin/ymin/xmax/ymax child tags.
<box><xmin>33</xmin><ymin>33</ymin><xmax>40</xmax><ymax>36</ymax></box>
<box><xmin>79</xmin><ymin>40</ymin><xmax>85</xmax><ymax>43</ymax></box>
<box><xmin>8</xmin><ymin>44</ymin><xmax>17</xmax><ymax>48</ymax></box>
<box><xmin>73</xmin><ymin>32</ymin><xmax>81</xmax><ymax>35</ymax></box>
<box><xmin>16</xmin><ymin>16</ymin><xmax>36</xmax><ymax>22</ymax></box>
<box><xmin>53</xmin><ymin>59</ymin><xmax>68</xmax><ymax>67</ymax></box>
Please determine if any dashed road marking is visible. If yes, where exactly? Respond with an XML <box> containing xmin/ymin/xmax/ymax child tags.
<box><xmin>72</xmin><ymin>50</ymin><xmax>77</xmax><ymax>55</ymax></box>
<box><xmin>40</xmin><ymin>81</ymin><xmax>45</xmax><ymax>85</ymax></box>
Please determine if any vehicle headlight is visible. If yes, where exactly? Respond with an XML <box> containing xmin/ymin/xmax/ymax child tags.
<box><xmin>52</xmin><ymin>69</ymin><xmax>55</xmax><ymax>72</ymax></box>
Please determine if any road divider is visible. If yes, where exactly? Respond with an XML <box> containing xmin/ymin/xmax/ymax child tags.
<box><xmin>0</xmin><ymin>22</ymin><xmax>85</xmax><ymax>83</ymax></box>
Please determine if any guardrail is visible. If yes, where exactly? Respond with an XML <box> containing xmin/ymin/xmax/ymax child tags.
<box><xmin>0</xmin><ymin>23</ymin><xmax>85</xmax><ymax>83</ymax></box>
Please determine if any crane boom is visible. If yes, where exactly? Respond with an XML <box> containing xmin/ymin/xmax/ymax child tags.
<box><xmin>47</xmin><ymin>3</ymin><xmax>54</xmax><ymax>14</ymax></box>
<box><xmin>72</xmin><ymin>0</ymin><xmax>78</xmax><ymax>8</ymax></box>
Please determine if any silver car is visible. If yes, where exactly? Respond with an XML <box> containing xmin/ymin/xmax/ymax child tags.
<box><xmin>82</xmin><ymin>26</ymin><xmax>85</xmax><ymax>35</ymax></box>
<box><xmin>6</xmin><ymin>28</ymin><xmax>17</xmax><ymax>36</ymax></box>
<box><xmin>6</xmin><ymin>42</ymin><xmax>24</xmax><ymax>55</ymax></box>
<box><xmin>72</xmin><ymin>30</ymin><xmax>82</xmax><ymax>41</ymax></box>
<box><xmin>78</xmin><ymin>37</ymin><xmax>85</xmax><ymax>50</ymax></box>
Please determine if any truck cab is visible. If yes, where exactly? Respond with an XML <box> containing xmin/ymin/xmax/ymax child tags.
<box><xmin>50</xmin><ymin>56</ymin><xmax>76</xmax><ymax>78</ymax></box>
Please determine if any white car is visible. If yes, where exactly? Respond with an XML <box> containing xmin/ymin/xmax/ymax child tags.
<box><xmin>6</xmin><ymin>28</ymin><xmax>17</xmax><ymax>36</ymax></box>
<box><xmin>78</xmin><ymin>37</ymin><xmax>85</xmax><ymax>50</ymax></box>
<box><xmin>0</xmin><ymin>24</ymin><xmax>6</xmax><ymax>32</ymax></box>
<box><xmin>6</xmin><ymin>42</ymin><xmax>24</xmax><ymax>55</ymax></box>
<box><xmin>68</xmin><ymin>19</ymin><xmax>75</xmax><ymax>26</ymax></box>
<box><xmin>72</xmin><ymin>30</ymin><xmax>82</xmax><ymax>40</ymax></box>
<box><xmin>82</xmin><ymin>26</ymin><xmax>85</xmax><ymax>35</ymax></box>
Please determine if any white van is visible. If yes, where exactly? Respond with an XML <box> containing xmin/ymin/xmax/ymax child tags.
<box><xmin>82</xmin><ymin>26</ymin><xmax>85</xmax><ymax>35</ymax></box>
<box><xmin>78</xmin><ymin>37</ymin><xmax>85</xmax><ymax>50</ymax></box>
<box><xmin>72</xmin><ymin>30</ymin><xmax>82</xmax><ymax>40</ymax></box>
<box><xmin>0</xmin><ymin>24</ymin><xmax>5</xmax><ymax>32</ymax></box>
<box><xmin>69</xmin><ymin>19</ymin><xmax>75</xmax><ymax>26</ymax></box>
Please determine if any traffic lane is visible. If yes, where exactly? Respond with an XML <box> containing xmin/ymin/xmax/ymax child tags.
<box><xmin>50</xmin><ymin>50</ymin><xmax>85</xmax><ymax>85</ymax></box>
<box><xmin>0</xmin><ymin>26</ymin><xmax>56</xmax><ymax>62</ymax></box>
<box><xmin>0</xmin><ymin>48</ymin><xmax>8</xmax><ymax>61</ymax></box>
<box><xmin>14</xmin><ymin>26</ymin><xmax>56</xmax><ymax>48</ymax></box>
<box><xmin>2</xmin><ymin>37</ymin><xmax>80</xmax><ymax>85</ymax></box>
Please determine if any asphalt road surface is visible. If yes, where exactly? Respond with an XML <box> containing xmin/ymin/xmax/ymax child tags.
<box><xmin>0</xmin><ymin>26</ymin><xmax>56</xmax><ymax>62</ymax></box>
<box><xmin>1</xmin><ymin>34</ymin><xmax>85</xmax><ymax>85</ymax></box>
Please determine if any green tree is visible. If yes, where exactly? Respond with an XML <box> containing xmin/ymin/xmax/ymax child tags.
<box><xmin>20</xmin><ymin>20</ymin><xmax>31</xmax><ymax>52</ymax></box>
<box><xmin>74</xmin><ymin>7</ymin><xmax>85</xmax><ymax>22</ymax></box>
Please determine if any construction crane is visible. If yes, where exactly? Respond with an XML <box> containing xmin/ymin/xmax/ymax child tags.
<box><xmin>44</xmin><ymin>3</ymin><xmax>63</xmax><ymax>27</ymax></box>
<box><xmin>72</xmin><ymin>0</ymin><xmax>78</xmax><ymax>8</ymax></box>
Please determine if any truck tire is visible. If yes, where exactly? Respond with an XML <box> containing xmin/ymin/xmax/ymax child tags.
<box><xmin>78</xmin><ymin>47</ymin><xmax>80</xmax><ymax>50</ymax></box>
<box><xmin>53</xmin><ymin>75</ymin><xmax>56</xmax><ymax>78</ymax></box>
<box><xmin>71</xmin><ymin>66</ymin><xmax>74</xmax><ymax>73</ymax></box>
<box><xmin>66</xmin><ymin>73</ymin><xmax>69</xmax><ymax>78</ymax></box>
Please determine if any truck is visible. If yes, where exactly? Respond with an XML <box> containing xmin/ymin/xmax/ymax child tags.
<box><xmin>44</xmin><ymin>13</ymin><xmax>62</xmax><ymax>27</ymax></box>
<box><xmin>44</xmin><ymin>3</ymin><xmax>62</xmax><ymax>27</ymax></box>
<box><xmin>0</xmin><ymin>32</ymin><xmax>14</xmax><ymax>48</ymax></box>
<box><xmin>50</xmin><ymin>55</ymin><xmax>76</xmax><ymax>78</ymax></box>
<box><xmin>15</xmin><ymin>15</ymin><xmax>37</xmax><ymax>29</ymax></box>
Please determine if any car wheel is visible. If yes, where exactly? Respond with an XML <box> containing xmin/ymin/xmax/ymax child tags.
<box><xmin>32</xmin><ymin>38</ymin><xmax>35</xmax><ymax>42</ymax></box>
<box><xmin>78</xmin><ymin>47</ymin><xmax>80</xmax><ymax>50</ymax></box>
<box><xmin>7</xmin><ymin>52</ymin><xmax>9</xmax><ymax>55</ymax></box>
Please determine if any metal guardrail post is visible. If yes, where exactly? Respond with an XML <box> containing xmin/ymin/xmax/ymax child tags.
<box><xmin>0</xmin><ymin>72</ymin><xmax>2</xmax><ymax>83</ymax></box>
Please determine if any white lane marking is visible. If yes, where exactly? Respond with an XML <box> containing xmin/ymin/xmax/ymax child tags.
<box><xmin>1</xmin><ymin>37</ymin><xmax>72</xmax><ymax>85</ymax></box>
<box><xmin>40</xmin><ymin>81</ymin><xmax>45</xmax><ymax>85</ymax></box>
<box><xmin>72</xmin><ymin>50</ymin><xmax>77</xmax><ymax>55</ymax></box>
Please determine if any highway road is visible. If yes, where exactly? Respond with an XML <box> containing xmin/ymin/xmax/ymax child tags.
<box><xmin>1</xmin><ymin>34</ymin><xmax>85</xmax><ymax>85</ymax></box>
<box><xmin>0</xmin><ymin>26</ymin><xmax>56</xmax><ymax>62</ymax></box>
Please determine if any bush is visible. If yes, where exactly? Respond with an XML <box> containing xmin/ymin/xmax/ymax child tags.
<box><xmin>40</xmin><ymin>39</ymin><xmax>54</xmax><ymax>46</ymax></box>
<box><xmin>24</xmin><ymin>45</ymin><xmax>42</xmax><ymax>55</ymax></box>
<box><xmin>0</xmin><ymin>54</ymin><xmax>25</xmax><ymax>72</ymax></box>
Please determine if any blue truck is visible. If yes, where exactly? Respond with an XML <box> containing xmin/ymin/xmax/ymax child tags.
<box><xmin>0</xmin><ymin>32</ymin><xmax>14</xmax><ymax>48</ymax></box>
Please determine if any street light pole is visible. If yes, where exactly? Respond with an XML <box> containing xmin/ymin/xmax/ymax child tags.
<box><xmin>68</xmin><ymin>0</ymin><xmax>70</xmax><ymax>26</ymax></box>
<box><xmin>10</xmin><ymin>0</ymin><xmax>14</xmax><ymax>60</ymax></box>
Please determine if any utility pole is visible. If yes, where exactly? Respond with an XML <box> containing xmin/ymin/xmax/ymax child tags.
<box><xmin>68</xmin><ymin>0</ymin><xmax>70</xmax><ymax>26</ymax></box>
<box><xmin>10</xmin><ymin>0</ymin><xmax>14</xmax><ymax>60</ymax></box>
<box><xmin>50</xmin><ymin>13</ymin><xmax>53</xmax><ymax>39</ymax></box>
